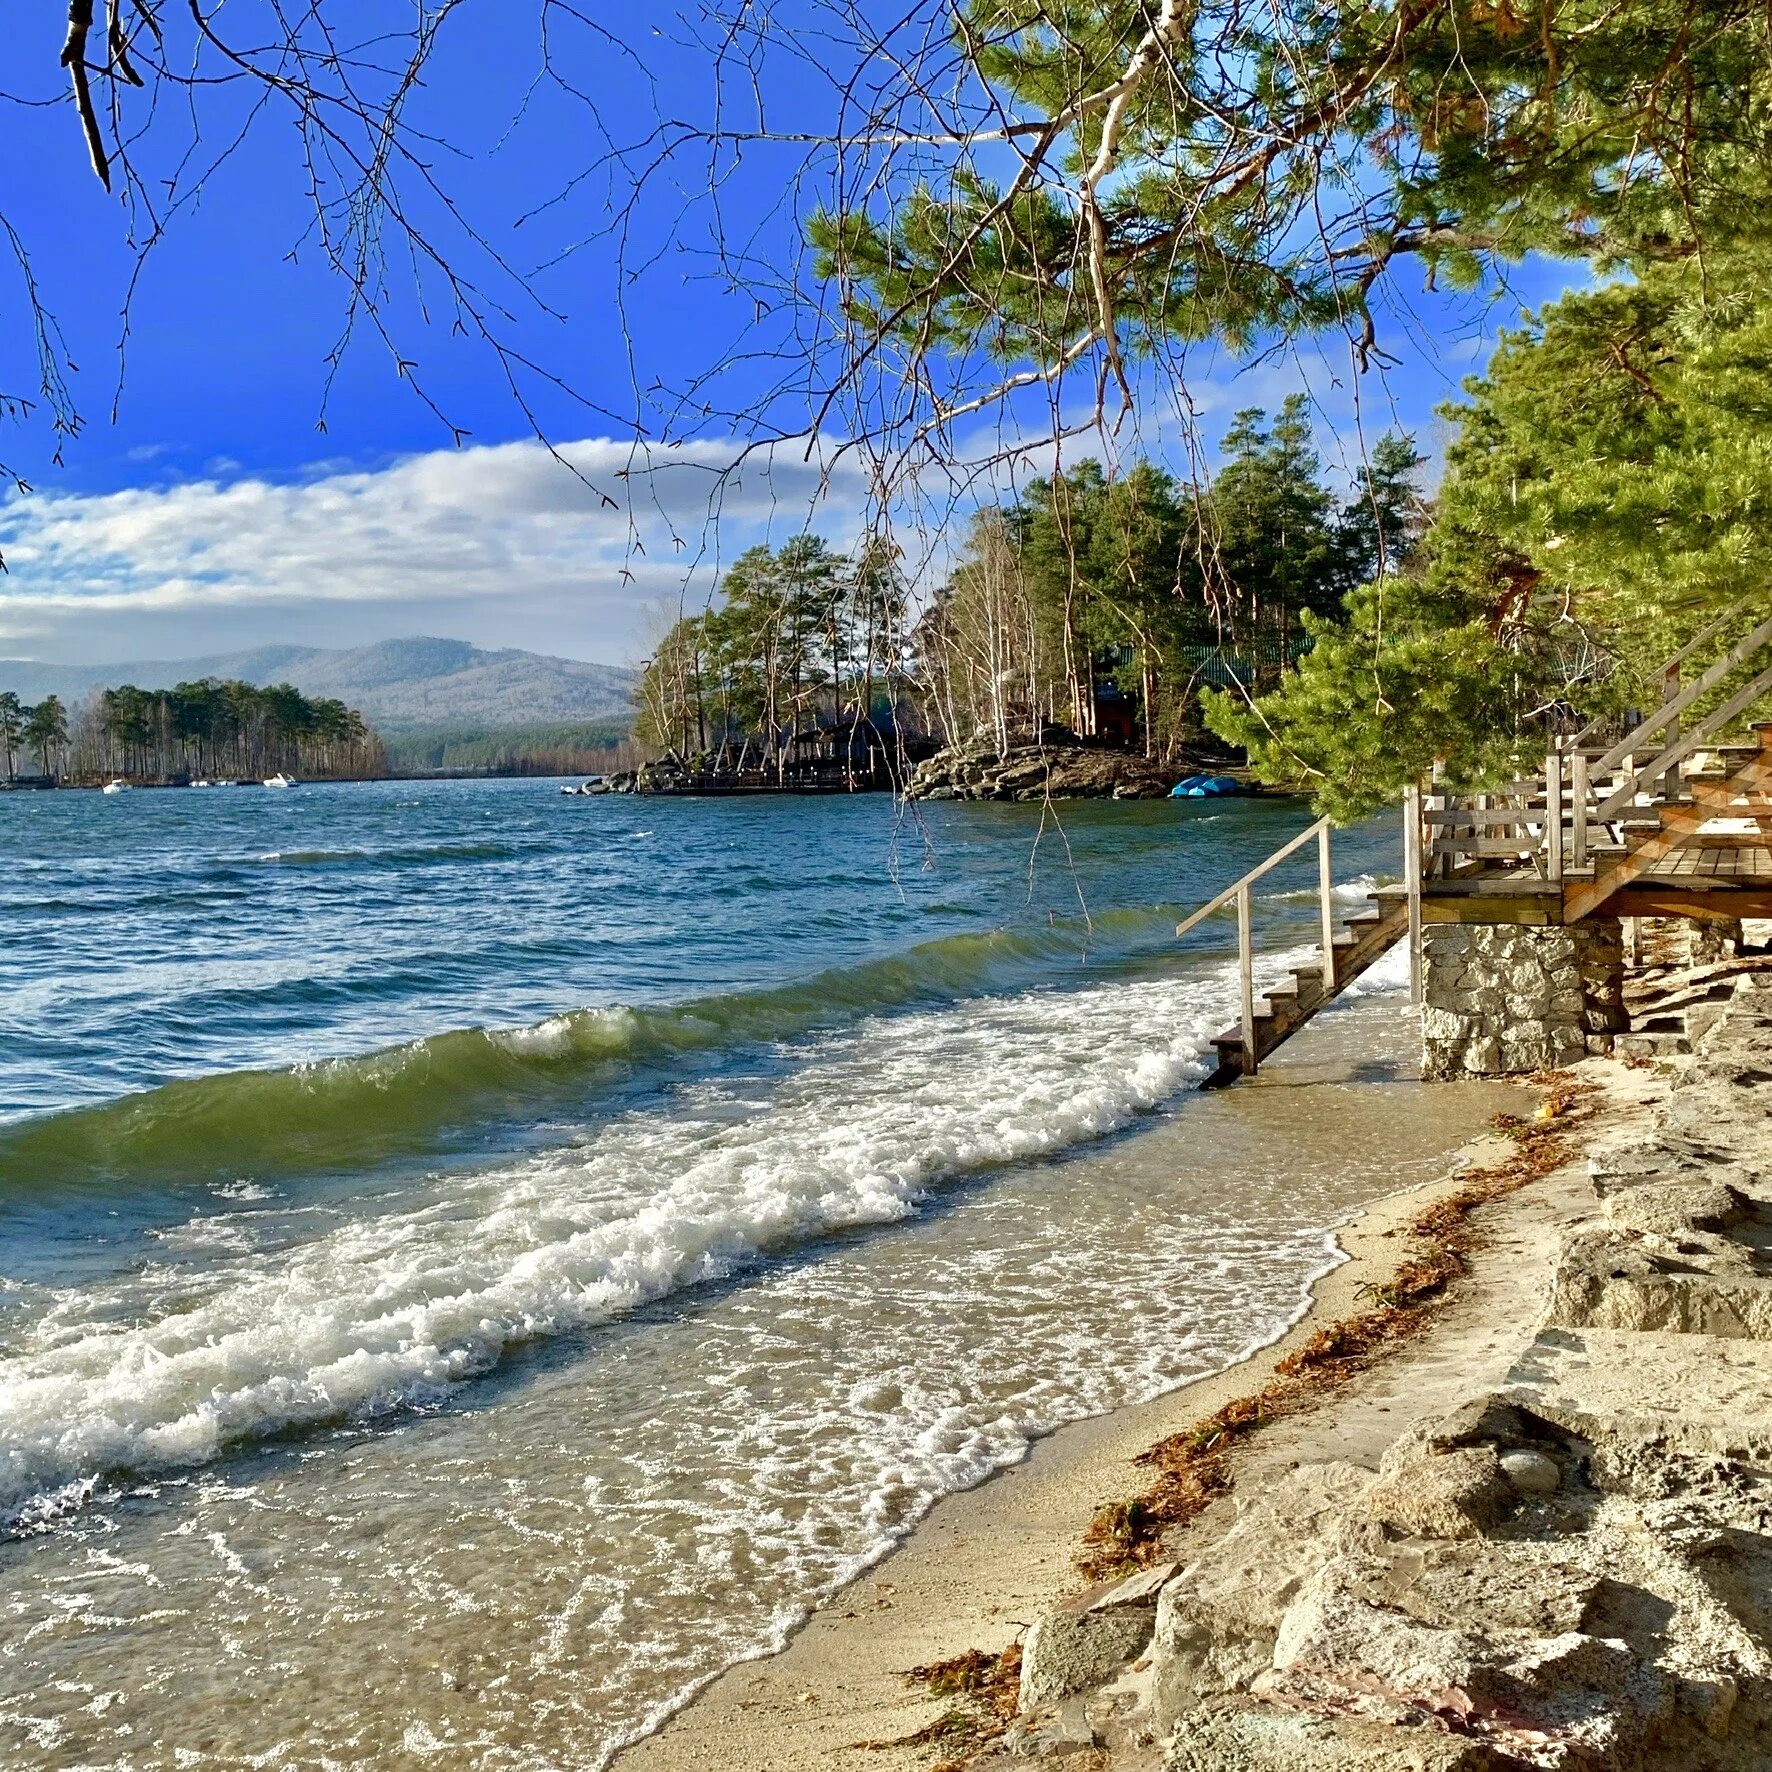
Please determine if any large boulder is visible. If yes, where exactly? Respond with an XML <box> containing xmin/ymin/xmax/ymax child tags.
<box><xmin>1019</xmin><ymin>1563</ymin><xmax>1176</xmax><ymax>1708</ymax></box>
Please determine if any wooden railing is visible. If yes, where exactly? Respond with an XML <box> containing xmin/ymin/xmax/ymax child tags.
<box><xmin>1428</xmin><ymin>615</ymin><xmax>1772</xmax><ymax>883</ymax></box>
<box><xmin>1174</xmin><ymin>807</ymin><xmax>1424</xmax><ymax>1076</ymax></box>
<box><xmin>1174</xmin><ymin>818</ymin><xmax>1337</xmax><ymax>1077</ymax></box>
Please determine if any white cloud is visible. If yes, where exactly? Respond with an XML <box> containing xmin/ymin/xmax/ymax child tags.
<box><xmin>0</xmin><ymin>436</ymin><xmax>873</xmax><ymax>662</ymax></box>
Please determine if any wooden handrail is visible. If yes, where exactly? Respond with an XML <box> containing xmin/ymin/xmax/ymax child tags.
<box><xmin>1589</xmin><ymin>611</ymin><xmax>1772</xmax><ymax>777</ymax></box>
<box><xmin>1174</xmin><ymin>815</ymin><xmax>1332</xmax><ymax>938</ymax></box>
<box><xmin>1595</xmin><ymin>657</ymin><xmax>1772</xmax><ymax>819</ymax></box>
<box><xmin>1404</xmin><ymin>786</ymin><xmax>1424</xmax><ymax>1002</ymax></box>
<box><xmin>1430</xmin><ymin>608</ymin><xmax>1772</xmax><ymax>874</ymax></box>
<box><xmin>1565</xmin><ymin>604</ymin><xmax>1742</xmax><ymax>749</ymax></box>
<box><xmin>1662</xmin><ymin>602</ymin><xmax>1750</xmax><ymax>675</ymax></box>
<box><xmin>1176</xmin><ymin>814</ymin><xmax>1342</xmax><ymax>1078</ymax></box>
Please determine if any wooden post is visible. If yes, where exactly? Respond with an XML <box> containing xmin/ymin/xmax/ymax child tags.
<box><xmin>1428</xmin><ymin>758</ymin><xmax>1446</xmax><ymax>878</ymax></box>
<box><xmin>1237</xmin><ymin>881</ymin><xmax>1257</xmax><ymax>1077</ymax></box>
<box><xmin>1664</xmin><ymin>662</ymin><xmax>1682</xmax><ymax>799</ymax></box>
<box><xmin>1626</xmin><ymin>917</ymin><xmax>1642</xmax><ymax>968</ymax></box>
<box><xmin>1404</xmin><ymin>785</ymin><xmax>1423</xmax><ymax>1007</ymax></box>
<box><xmin>1546</xmin><ymin>748</ymin><xmax>1565</xmax><ymax>883</ymax></box>
<box><xmin>1317</xmin><ymin>821</ymin><xmax>1336</xmax><ymax>993</ymax></box>
<box><xmin>1571</xmin><ymin>751</ymin><xmax>1589</xmax><ymax>870</ymax></box>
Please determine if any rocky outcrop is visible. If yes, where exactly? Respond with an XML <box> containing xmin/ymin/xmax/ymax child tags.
<box><xmin>1421</xmin><ymin>922</ymin><xmax>1628</xmax><ymax>1078</ymax></box>
<box><xmin>904</xmin><ymin>742</ymin><xmax>1197</xmax><ymax>803</ymax></box>
<box><xmin>995</xmin><ymin>981</ymin><xmax>1772</xmax><ymax>1771</ymax></box>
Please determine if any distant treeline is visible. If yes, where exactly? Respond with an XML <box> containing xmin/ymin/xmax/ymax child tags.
<box><xmin>385</xmin><ymin>722</ymin><xmax>638</xmax><ymax>777</ymax></box>
<box><xmin>637</xmin><ymin>534</ymin><xmax>911</xmax><ymax>784</ymax></box>
<box><xmin>0</xmin><ymin>680</ymin><xmax>385</xmax><ymax>782</ymax></box>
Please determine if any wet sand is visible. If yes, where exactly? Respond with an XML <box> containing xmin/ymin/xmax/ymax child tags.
<box><xmin>617</xmin><ymin>1001</ymin><xmax>1527</xmax><ymax>1771</ymax></box>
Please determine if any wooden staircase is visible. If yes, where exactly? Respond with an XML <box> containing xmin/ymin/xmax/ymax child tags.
<box><xmin>1174</xmin><ymin>816</ymin><xmax>1421</xmax><ymax>1088</ymax></box>
<box><xmin>1177</xmin><ymin>613</ymin><xmax>1772</xmax><ymax>1087</ymax></box>
<box><xmin>1560</xmin><ymin>728</ymin><xmax>1772</xmax><ymax>920</ymax></box>
<box><xmin>1201</xmin><ymin>888</ymin><xmax>1409</xmax><ymax>1088</ymax></box>
<box><xmin>1425</xmin><ymin>619</ymin><xmax>1772</xmax><ymax>927</ymax></box>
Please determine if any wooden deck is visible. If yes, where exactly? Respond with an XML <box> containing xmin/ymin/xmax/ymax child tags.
<box><xmin>1177</xmin><ymin>620</ymin><xmax>1772</xmax><ymax>1079</ymax></box>
<box><xmin>1424</xmin><ymin>773</ymin><xmax>1772</xmax><ymax>926</ymax></box>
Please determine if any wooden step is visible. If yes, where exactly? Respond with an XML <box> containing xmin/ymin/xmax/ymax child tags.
<box><xmin>1204</xmin><ymin>903</ymin><xmax>1409</xmax><ymax>1087</ymax></box>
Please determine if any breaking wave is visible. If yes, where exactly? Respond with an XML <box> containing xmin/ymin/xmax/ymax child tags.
<box><xmin>0</xmin><ymin>909</ymin><xmax>1194</xmax><ymax>1190</ymax></box>
<box><xmin>0</xmin><ymin>944</ymin><xmax>1316</xmax><ymax>1528</ymax></box>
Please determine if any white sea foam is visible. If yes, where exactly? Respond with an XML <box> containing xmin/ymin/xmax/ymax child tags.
<box><xmin>1334</xmin><ymin>935</ymin><xmax>1411</xmax><ymax>999</ymax></box>
<box><xmin>492</xmin><ymin>1011</ymin><xmax>584</xmax><ymax>1055</ymax></box>
<box><xmin>0</xmin><ymin>955</ymin><xmax>1309</xmax><ymax>1524</ymax></box>
<box><xmin>212</xmin><ymin>1180</ymin><xmax>271</xmax><ymax>1202</ymax></box>
<box><xmin>1264</xmin><ymin>870</ymin><xmax>1385</xmax><ymax>907</ymax></box>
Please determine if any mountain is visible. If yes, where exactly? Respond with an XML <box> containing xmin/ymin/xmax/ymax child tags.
<box><xmin>0</xmin><ymin>638</ymin><xmax>638</xmax><ymax>733</ymax></box>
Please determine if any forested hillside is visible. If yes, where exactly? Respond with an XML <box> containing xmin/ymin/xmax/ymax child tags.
<box><xmin>0</xmin><ymin>639</ymin><xmax>637</xmax><ymax>734</ymax></box>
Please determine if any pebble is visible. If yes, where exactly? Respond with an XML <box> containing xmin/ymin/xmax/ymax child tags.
<box><xmin>1500</xmin><ymin>1449</ymin><xmax>1561</xmax><ymax>1494</ymax></box>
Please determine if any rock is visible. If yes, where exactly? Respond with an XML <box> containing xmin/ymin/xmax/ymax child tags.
<box><xmin>1603</xmin><ymin>1178</ymin><xmax>1755</xmax><ymax>1239</ymax></box>
<box><xmin>1090</xmin><ymin>1562</ymin><xmax>1180</xmax><ymax>1608</ymax></box>
<box><xmin>1545</xmin><ymin>1224</ymin><xmax>1772</xmax><ymax>1339</ymax></box>
<box><xmin>1499</xmin><ymin>1449</ymin><xmax>1561</xmax><ymax>1495</ymax></box>
<box><xmin>1491</xmin><ymin>1630</ymin><xmax>1675</xmax><ymax>1758</ymax></box>
<box><xmin>997</xmin><ymin>1698</ymin><xmax>1101</xmax><ymax>1758</ymax></box>
<box><xmin>1164</xmin><ymin>1711</ymin><xmax>1507</xmax><ymax>1770</ymax></box>
<box><xmin>1020</xmin><ymin>1566</ymin><xmax>1174</xmax><ymax>1707</ymax></box>
<box><xmin>1268</xmin><ymin>1559</ymin><xmax>1486</xmax><ymax>1705</ymax></box>
<box><xmin>1151</xmin><ymin>1464</ymin><xmax>1383</xmax><ymax>1734</ymax></box>
<box><xmin>1681</xmin><ymin>1672</ymin><xmax>1740</xmax><ymax>1739</ymax></box>
<box><xmin>904</xmin><ymin>740</ymin><xmax>1205</xmax><ymax>804</ymax></box>
<box><xmin>1365</xmin><ymin>1444</ymin><xmax>1515</xmax><ymax>1541</ymax></box>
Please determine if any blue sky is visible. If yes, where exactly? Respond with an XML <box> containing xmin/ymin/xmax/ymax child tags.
<box><xmin>0</xmin><ymin>4</ymin><xmax>1586</xmax><ymax>669</ymax></box>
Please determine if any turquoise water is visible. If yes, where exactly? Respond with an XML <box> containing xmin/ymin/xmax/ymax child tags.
<box><xmin>0</xmin><ymin>779</ymin><xmax>1465</xmax><ymax>1770</ymax></box>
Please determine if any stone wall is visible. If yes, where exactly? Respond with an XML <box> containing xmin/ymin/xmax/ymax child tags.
<box><xmin>1420</xmin><ymin>920</ymin><xmax>1627</xmax><ymax>1079</ymax></box>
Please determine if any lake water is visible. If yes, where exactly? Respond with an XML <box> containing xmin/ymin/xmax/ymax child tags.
<box><xmin>0</xmin><ymin>780</ymin><xmax>1502</xmax><ymax>1769</ymax></box>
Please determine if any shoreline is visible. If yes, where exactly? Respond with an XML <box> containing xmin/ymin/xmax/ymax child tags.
<box><xmin>616</xmin><ymin>1066</ymin><xmax>1538</xmax><ymax>1772</ymax></box>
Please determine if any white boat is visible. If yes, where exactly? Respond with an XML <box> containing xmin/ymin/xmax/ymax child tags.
<box><xmin>263</xmin><ymin>773</ymin><xmax>296</xmax><ymax>789</ymax></box>
<box><xmin>101</xmin><ymin>780</ymin><xmax>129</xmax><ymax>795</ymax></box>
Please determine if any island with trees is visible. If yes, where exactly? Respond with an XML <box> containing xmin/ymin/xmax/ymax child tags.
<box><xmin>0</xmin><ymin>680</ymin><xmax>385</xmax><ymax>787</ymax></box>
<box><xmin>630</xmin><ymin>399</ymin><xmax>1421</xmax><ymax>799</ymax></box>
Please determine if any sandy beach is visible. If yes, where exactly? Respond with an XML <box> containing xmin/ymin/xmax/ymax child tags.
<box><xmin>619</xmin><ymin>1013</ymin><xmax>1546</xmax><ymax>1771</ymax></box>
<box><xmin>628</xmin><ymin>968</ymin><xmax>1772</xmax><ymax>1772</ymax></box>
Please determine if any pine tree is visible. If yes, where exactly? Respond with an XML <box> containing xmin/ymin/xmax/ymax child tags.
<box><xmin>1208</xmin><ymin>397</ymin><xmax>1339</xmax><ymax>656</ymax></box>
<box><xmin>1205</xmin><ymin>244</ymin><xmax>1772</xmax><ymax>815</ymax></box>
<box><xmin>23</xmin><ymin>696</ymin><xmax>69</xmax><ymax>779</ymax></box>
<box><xmin>1335</xmin><ymin>434</ymin><xmax>1429</xmax><ymax>590</ymax></box>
